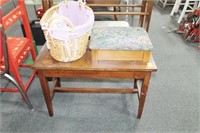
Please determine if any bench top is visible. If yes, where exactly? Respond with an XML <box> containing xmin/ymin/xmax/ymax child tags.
<box><xmin>32</xmin><ymin>44</ymin><xmax>157</xmax><ymax>72</ymax></box>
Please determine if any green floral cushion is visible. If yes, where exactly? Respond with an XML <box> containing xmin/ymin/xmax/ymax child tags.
<box><xmin>89</xmin><ymin>27</ymin><xmax>153</xmax><ymax>50</ymax></box>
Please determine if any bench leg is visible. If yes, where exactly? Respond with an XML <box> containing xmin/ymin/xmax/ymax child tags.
<box><xmin>38</xmin><ymin>71</ymin><xmax>54</xmax><ymax>116</ymax></box>
<box><xmin>137</xmin><ymin>72</ymin><xmax>151</xmax><ymax>119</ymax></box>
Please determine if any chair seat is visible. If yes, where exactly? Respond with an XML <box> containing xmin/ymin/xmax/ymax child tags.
<box><xmin>6</xmin><ymin>36</ymin><xmax>31</xmax><ymax>63</ymax></box>
<box><xmin>89</xmin><ymin>27</ymin><xmax>153</xmax><ymax>51</ymax></box>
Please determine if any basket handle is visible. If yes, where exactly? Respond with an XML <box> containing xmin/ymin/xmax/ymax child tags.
<box><xmin>64</xmin><ymin>0</ymin><xmax>92</xmax><ymax>11</ymax></box>
<box><xmin>47</xmin><ymin>15</ymin><xmax>75</xmax><ymax>32</ymax></box>
<box><xmin>64</xmin><ymin>0</ymin><xmax>86</xmax><ymax>6</ymax></box>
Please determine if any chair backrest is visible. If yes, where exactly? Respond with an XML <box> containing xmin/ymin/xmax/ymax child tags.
<box><xmin>87</xmin><ymin>0</ymin><xmax>153</xmax><ymax>31</ymax></box>
<box><xmin>41</xmin><ymin>0</ymin><xmax>153</xmax><ymax>31</ymax></box>
<box><xmin>87</xmin><ymin>0</ymin><xmax>120</xmax><ymax>4</ymax></box>
<box><xmin>2</xmin><ymin>0</ymin><xmax>32</xmax><ymax>40</ymax></box>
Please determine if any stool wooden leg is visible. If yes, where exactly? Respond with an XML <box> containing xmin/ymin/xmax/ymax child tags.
<box><xmin>137</xmin><ymin>72</ymin><xmax>151</xmax><ymax>119</ymax></box>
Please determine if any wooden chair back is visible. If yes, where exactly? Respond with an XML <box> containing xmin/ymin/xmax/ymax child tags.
<box><xmin>87</xmin><ymin>0</ymin><xmax>120</xmax><ymax>4</ymax></box>
<box><xmin>41</xmin><ymin>0</ymin><xmax>153</xmax><ymax>31</ymax></box>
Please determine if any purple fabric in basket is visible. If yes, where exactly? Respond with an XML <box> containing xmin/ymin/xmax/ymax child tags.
<box><xmin>58</xmin><ymin>2</ymin><xmax>88</xmax><ymax>26</ymax></box>
<box><xmin>58</xmin><ymin>1</ymin><xmax>94</xmax><ymax>36</ymax></box>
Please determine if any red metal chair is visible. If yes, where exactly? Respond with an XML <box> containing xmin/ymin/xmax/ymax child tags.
<box><xmin>0</xmin><ymin>0</ymin><xmax>37</xmax><ymax>105</ymax></box>
<box><xmin>0</xmin><ymin>7</ymin><xmax>33</xmax><ymax>109</ymax></box>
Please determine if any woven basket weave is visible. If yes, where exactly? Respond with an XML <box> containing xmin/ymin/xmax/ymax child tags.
<box><xmin>40</xmin><ymin>0</ymin><xmax>94</xmax><ymax>62</ymax></box>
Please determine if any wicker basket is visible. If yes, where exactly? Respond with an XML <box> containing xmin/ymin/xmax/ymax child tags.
<box><xmin>40</xmin><ymin>0</ymin><xmax>94</xmax><ymax>62</ymax></box>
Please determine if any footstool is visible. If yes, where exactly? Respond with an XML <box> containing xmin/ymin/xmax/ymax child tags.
<box><xmin>89</xmin><ymin>27</ymin><xmax>153</xmax><ymax>62</ymax></box>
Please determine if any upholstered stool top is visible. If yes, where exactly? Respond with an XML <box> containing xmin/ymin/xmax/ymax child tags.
<box><xmin>89</xmin><ymin>27</ymin><xmax>153</xmax><ymax>50</ymax></box>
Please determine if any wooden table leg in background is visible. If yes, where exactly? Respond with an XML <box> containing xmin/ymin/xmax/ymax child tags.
<box><xmin>137</xmin><ymin>72</ymin><xmax>151</xmax><ymax>119</ymax></box>
<box><xmin>38</xmin><ymin>70</ymin><xmax>54</xmax><ymax>117</ymax></box>
<box><xmin>42</xmin><ymin>0</ymin><xmax>50</xmax><ymax>12</ymax></box>
<box><xmin>134</xmin><ymin>79</ymin><xmax>140</xmax><ymax>99</ymax></box>
<box><xmin>56</xmin><ymin>78</ymin><xmax>61</xmax><ymax>87</ymax></box>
